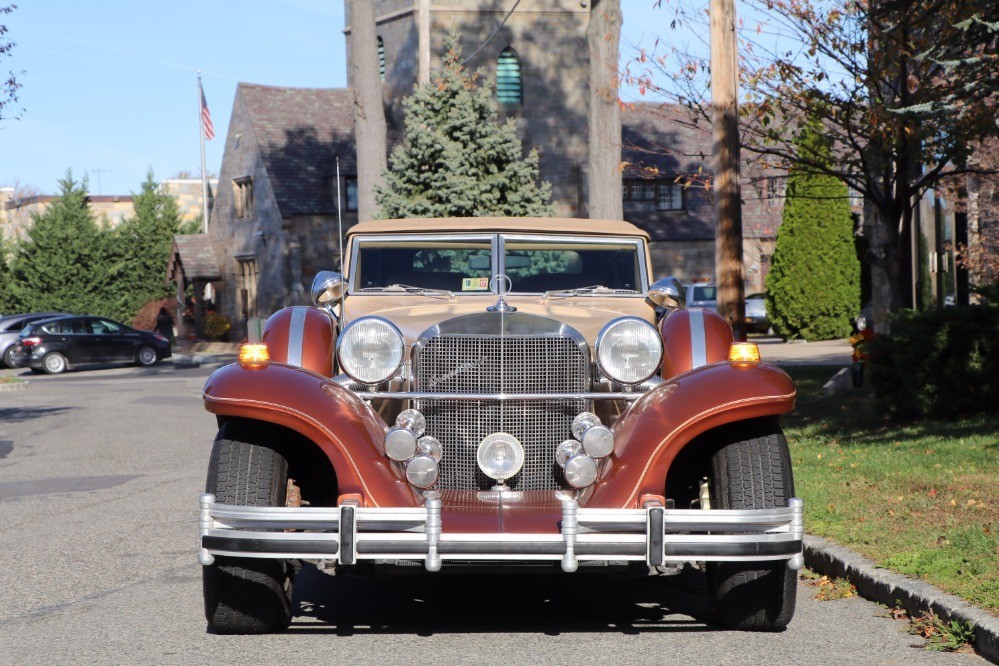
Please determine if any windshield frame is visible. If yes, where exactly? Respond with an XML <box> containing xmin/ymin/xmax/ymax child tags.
<box><xmin>346</xmin><ymin>233</ymin><xmax>649</xmax><ymax>296</ymax></box>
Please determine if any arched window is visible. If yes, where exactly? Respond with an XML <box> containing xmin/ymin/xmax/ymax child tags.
<box><xmin>377</xmin><ymin>36</ymin><xmax>385</xmax><ymax>81</ymax></box>
<box><xmin>496</xmin><ymin>47</ymin><xmax>522</xmax><ymax>105</ymax></box>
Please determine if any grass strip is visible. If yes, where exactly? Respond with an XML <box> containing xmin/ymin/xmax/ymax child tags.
<box><xmin>782</xmin><ymin>365</ymin><xmax>998</xmax><ymax>614</ymax></box>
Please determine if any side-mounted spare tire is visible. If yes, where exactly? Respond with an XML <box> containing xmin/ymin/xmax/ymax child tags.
<box><xmin>707</xmin><ymin>425</ymin><xmax>797</xmax><ymax>631</ymax></box>
<box><xmin>202</xmin><ymin>420</ymin><xmax>295</xmax><ymax>634</ymax></box>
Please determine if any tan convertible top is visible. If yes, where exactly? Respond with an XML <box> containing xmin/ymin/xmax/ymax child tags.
<box><xmin>347</xmin><ymin>217</ymin><xmax>650</xmax><ymax>240</ymax></box>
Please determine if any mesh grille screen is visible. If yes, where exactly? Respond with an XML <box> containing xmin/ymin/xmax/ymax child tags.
<box><xmin>414</xmin><ymin>336</ymin><xmax>587</xmax><ymax>490</ymax></box>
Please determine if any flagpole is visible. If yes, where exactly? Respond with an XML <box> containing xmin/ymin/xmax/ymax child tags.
<box><xmin>198</xmin><ymin>69</ymin><xmax>209</xmax><ymax>234</ymax></box>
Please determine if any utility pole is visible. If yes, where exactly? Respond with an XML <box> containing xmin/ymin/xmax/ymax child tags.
<box><xmin>710</xmin><ymin>0</ymin><xmax>745</xmax><ymax>340</ymax></box>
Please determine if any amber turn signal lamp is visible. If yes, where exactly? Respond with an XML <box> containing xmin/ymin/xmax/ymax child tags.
<box><xmin>728</xmin><ymin>342</ymin><xmax>761</xmax><ymax>365</ymax></box>
<box><xmin>238</xmin><ymin>343</ymin><xmax>270</xmax><ymax>369</ymax></box>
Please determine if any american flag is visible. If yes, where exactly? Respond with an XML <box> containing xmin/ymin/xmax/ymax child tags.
<box><xmin>200</xmin><ymin>83</ymin><xmax>215</xmax><ymax>141</ymax></box>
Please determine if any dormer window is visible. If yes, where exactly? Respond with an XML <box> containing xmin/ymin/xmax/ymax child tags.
<box><xmin>496</xmin><ymin>47</ymin><xmax>522</xmax><ymax>105</ymax></box>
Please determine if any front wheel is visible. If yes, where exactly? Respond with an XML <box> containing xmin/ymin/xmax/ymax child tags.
<box><xmin>202</xmin><ymin>421</ymin><xmax>294</xmax><ymax>634</ymax></box>
<box><xmin>706</xmin><ymin>425</ymin><xmax>797</xmax><ymax>631</ymax></box>
<box><xmin>42</xmin><ymin>352</ymin><xmax>68</xmax><ymax>375</ymax></box>
<box><xmin>136</xmin><ymin>345</ymin><xmax>158</xmax><ymax>367</ymax></box>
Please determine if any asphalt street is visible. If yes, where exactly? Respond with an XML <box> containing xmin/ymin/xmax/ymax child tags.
<box><xmin>0</xmin><ymin>361</ymin><xmax>989</xmax><ymax>665</ymax></box>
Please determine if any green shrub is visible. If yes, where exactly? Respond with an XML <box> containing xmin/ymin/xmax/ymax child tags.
<box><xmin>867</xmin><ymin>304</ymin><xmax>999</xmax><ymax>419</ymax></box>
<box><xmin>765</xmin><ymin>122</ymin><xmax>860</xmax><ymax>341</ymax></box>
<box><xmin>203</xmin><ymin>312</ymin><xmax>231</xmax><ymax>342</ymax></box>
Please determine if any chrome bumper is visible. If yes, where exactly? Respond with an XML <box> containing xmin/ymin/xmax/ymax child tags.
<box><xmin>198</xmin><ymin>493</ymin><xmax>805</xmax><ymax>573</ymax></box>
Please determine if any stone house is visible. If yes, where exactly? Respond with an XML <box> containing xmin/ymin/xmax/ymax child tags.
<box><xmin>201</xmin><ymin>0</ymin><xmax>788</xmax><ymax>339</ymax></box>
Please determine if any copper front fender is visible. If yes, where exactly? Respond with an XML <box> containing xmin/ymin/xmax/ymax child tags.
<box><xmin>585</xmin><ymin>362</ymin><xmax>796</xmax><ymax>508</ymax></box>
<box><xmin>203</xmin><ymin>363</ymin><xmax>416</xmax><ymax>507</ymax></box>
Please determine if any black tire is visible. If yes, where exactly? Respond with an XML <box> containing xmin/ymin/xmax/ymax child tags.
<box><xmin>706</xmin><ymin>426</ymin><xmax>797</xmax><ymax>631</ymax></box>
<box><xmin>2</xmin><ymin>346</ymin><xmax>16</xmax><ymax>369</ymax></box>
<box><xmin>203</xmin><ymin>421</ymin><xmax>294</xmax><ymax>634</ymax></box>
<box><xmin>41</xmin><ymin>352</ymin><xmax>68</xmax><ymax>375</ymax></box>
<box><xmin>136</xmin><ymin>345</ymin><xmax>158</xmax><ymax>367</ymax></box>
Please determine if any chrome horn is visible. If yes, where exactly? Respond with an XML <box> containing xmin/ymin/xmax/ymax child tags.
<box><xmin>646</xmin><ymin>276</ymin><xmax>685</xmax><ymax>322</ymax></box>
<box><xmin>311</xmin><ymin>271</ymin><xmax>346</xmax><ymax>321</ymax></box>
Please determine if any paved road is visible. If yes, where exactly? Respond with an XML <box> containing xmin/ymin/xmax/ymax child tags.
<box><xmin>0</xmin><ymin>364</ymin><xmax>987</xmax><ymax>665</ymax></box>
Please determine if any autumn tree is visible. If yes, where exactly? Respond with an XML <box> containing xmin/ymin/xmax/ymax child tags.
<box><xmin>629</xmin><ymin>0</ymin><xmax>999</xmax><ymax>329</ymax></box>
<box><xmin>375</xmin><ymin>33</ymin><xmax>554</xmax><ymax>218</ymax></box>
<box><xmin>0</xmin><ymin>4</ymin><xmax>21</xmax><ymax>121</ymax></box>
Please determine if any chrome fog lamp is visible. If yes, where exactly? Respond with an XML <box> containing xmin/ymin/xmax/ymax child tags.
<box><xmin>555</xmin><ymin>440</ymin><xmax>582</xmax><ymax>467</ymax></box>
<box><xmin>571</xmin><ymin>412</ymin><xmax>614</xmax><ymax>458</ymax></box>
<box><xmin>337</xmin><ymin>316</ymin><xmax>405</xmax><ymax>384</ymax></box>
<box><xmin>405</xmin><ymin>455</ymin><xmax>439</xmax><ymax>489</ymax></box>
<box><xmin>595</xmin><ymin>317</ymin><xmax>663</xmax><ymax>385</ymax></box>
<box><xmin>384</xmin><ymin>409</ymin><xmax>426</xmax><ymax>462</ymax></box>
<box><xmin>477</xmin><ymin>432</ymin><xmax>525</xmax><ymax>483</ymax></box>
<box><xmin>417</xmin><ymin>435</ymin><xmax>443</xmax><ymax>462</ymax></box>
<box><xmin>563</xmin><ymin>454</ymin><xmax>598</xmax><ymax>489</ymax></box>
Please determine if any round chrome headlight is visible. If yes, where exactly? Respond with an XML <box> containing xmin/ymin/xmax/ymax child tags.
<box><xmin>337</xmin><ymin>317</ymin><xmax>405</xmax><ymax>384</ymax></box>
<box><xmin>477</xmin><ymin>432</ymin><xmax>525</xmax><ymax>482</ymax></box>
<box><xmin>595</xmin><ymin>317</ymin><xmax>663</xmax><ymax>385</ymax></box>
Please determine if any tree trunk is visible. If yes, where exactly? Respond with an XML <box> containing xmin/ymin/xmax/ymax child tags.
<box><xmin>348</xmin><ymin>0</ymin><xmax>388</xmax><ymax>222</ymax></box>
<box><xmin>710</xmin><ymin>0</ymin><xmax>745</xmax><ymax>340</ymax></box>
<box><xmin>586</xmin><ymin>0</ymin><xmax>623</xmax><ymax>221</ymax></box>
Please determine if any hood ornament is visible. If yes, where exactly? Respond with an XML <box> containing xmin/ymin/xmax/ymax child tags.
<box><xmin>486</xmin><ymin>274</ymin><xmax>517</xmax><ymax>313</ymax></box>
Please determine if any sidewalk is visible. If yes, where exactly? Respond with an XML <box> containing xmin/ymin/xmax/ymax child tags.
<box><xmin>755</xmin><ymin>336</ymin><xmax>854</xmax><ymax>367</ymax></box>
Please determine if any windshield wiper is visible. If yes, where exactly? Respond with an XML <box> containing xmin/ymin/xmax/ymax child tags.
<box><xmin>361</xmin><ymin>284</ymin><xmax>455</xmax><ymax>301</ymax></box>
<box><xmin>541</xmin><ymin>285</ymin><xmax>638</xmax><ymax>301</ymax></box>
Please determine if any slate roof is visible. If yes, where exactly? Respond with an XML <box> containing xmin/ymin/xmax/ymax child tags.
<box><xmin>238</xmin><ymin>84</ymin><xmax>356</xmax><ymax>217</ymax></box>
<box><xmin>621</xmin><ymin>102</ymin><xmax>784</xmax><ymax>241</ymax></box>
<box><xmin>166</xmin><ymin>234</ymin><xmax>221</xmax><ymax>283</ymax></box>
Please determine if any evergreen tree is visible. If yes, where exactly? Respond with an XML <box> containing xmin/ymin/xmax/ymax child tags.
<box><xmin>376</xmin><ymin>32</ymin><xmax>555</xmax><ymax>218</ymax></box>
<box><xmin>102</xmin><ymin>170</ymin><xmax>181</xmax><ymax>322</ymax></box>
<box><xmin>0</xmin><ymin>238</ymin><xmax>13</xmax><ymax>314</ymax></box>
<box><xmin>8</xmin><ymin>172</ymin><xmax>110</xmax><ymax>315</ymax></box>
<box><xmin>766</xmin><ymin>124</ymin><xmax>860</xmax><ymax>341</ymax></box>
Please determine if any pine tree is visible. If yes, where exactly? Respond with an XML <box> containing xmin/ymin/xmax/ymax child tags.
<box><xmin>0</xmin><ymin>238</ymin><xmax>13</xmax><ymax>314</ymax></box>
<box><xmin>102</xmin><ymin>170</ymin><xmax>181</xmax><ymax>322</ymax></box>
<box><xmin>8</xmin><ymin>172</ymin><xmax>110</xmax><ymax>315</ymax></box>
<box><xmin>375</xmin><ymin>32</ymin><xmax>555</xmax><ymax>218</ymax></box>
<box><xmin>766</xmin><ymin>124</ymin><xmax>860</xmax><ymax>341</ymax></box>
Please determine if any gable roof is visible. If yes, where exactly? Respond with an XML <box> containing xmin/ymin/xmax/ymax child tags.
<box><xmin>238</xmin><ymin>83</ymin><xmax>356</xmax><ymax>217</ymax></box>
<box><xmin>166</xmin><ymin>234</ymin><xmax>221</xmax><ymax>283</ymax></box>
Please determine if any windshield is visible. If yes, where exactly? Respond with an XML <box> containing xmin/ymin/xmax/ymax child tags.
<box><xmin>352</xmin><ymin>235</ymin><xmax>645</xmax><ymax>294</ymax></box>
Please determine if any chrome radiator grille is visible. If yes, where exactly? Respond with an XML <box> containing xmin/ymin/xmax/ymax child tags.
<box><xmin>413</xmin><ymin>334</ymin><xmax>588</xmax><ymax>490</ymax></box>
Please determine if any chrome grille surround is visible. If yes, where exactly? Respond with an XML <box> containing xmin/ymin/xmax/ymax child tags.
<box><xmin>412</xmin><ymin>312</ymin><xmax>589</xmax><ymax>490</ymax></box>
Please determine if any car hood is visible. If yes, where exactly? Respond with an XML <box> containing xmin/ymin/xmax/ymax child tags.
<box><xmin>342</xmin><ymin>294</ymin><xmax>656</xmax><ymax>348</ymax></box>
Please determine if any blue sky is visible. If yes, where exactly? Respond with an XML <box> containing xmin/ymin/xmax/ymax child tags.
<box><xmin>1</xmin><ymin>1</ymin><xmax>703</xmax><ymax>196</ymax></box>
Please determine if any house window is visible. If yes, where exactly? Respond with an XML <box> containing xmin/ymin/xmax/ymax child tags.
<box><xmin>345</xmin><ymin>177</ymin><xmax>358</xmax><ymax>212</ymax></box>
<box><xmin>377</xmin><ymin>36</ymin><xmax>385</xmax><ymax>81</ymax></box>
<box><xmin>657</xmin><ymin>182</ymin><xmax>683</xmax><ymax>211</ymax></box>
<box><xmin>233</xmin><ymin>177</ymin><xmax>253</xmax><ymax>219</ymax></box>
<box><xmin>496</xmin><ymin>47</ymin><xmax>522</xmax><ymax>105</ymax></box>
<box><xmin>623</xmin><ymin>179</ymin><xmax>684</xmax><ymax>211</ymax></box>
<box><xmin>764</xmin><ymin>176</ymin><xmax>786</xmax><ymax>200</ymax></box>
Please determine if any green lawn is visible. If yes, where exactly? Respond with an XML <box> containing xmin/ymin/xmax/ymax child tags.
<box><xmin>781</xmin><ymin>366</ymin><xmax>998</xmax><ymax>614</ymax></box>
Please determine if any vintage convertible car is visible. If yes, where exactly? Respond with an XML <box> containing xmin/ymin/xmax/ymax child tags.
<box><xmin>198</xmin><ymin>217</ymin><xmax>802</xmax><ymax>634</ymax></box>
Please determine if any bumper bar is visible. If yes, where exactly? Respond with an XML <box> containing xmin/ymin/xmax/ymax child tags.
<box><xmin>199</xmin><ymin>493</ymin><xmax>805</xmax><ymax>572</ymax></box>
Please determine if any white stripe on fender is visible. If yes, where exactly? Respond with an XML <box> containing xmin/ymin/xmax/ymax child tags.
<box><xmin>287</xmin><ymin>307</ymin><xmax>308</xmax><ymax>367</ymax></box>
<box><xmin>689</xmin><ymin>309</ymin><xmax>707</xmax><ymax>369</ymax></box>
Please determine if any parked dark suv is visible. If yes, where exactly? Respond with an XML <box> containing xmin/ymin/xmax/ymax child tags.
<box><xmin>12</xmin><ymin>315</ymin><xmax>171</xmax><ymax>374</ymax></box>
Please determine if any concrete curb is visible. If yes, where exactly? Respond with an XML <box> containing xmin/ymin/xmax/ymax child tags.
<box><xmin>804</xmin><ymin>534</ymin><xmax>999</xmax><ymax>662</ymax></box>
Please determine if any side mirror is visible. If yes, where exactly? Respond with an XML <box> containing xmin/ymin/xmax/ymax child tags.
<box><xmin>647</xmin><ymin>276</ymin><xmax>686</xmax><ymax>311</ymax></box>
<box><xmin>311</xmin><ymin>271</ymin><xmax>346</xmax><ymax>314</ymax></box>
